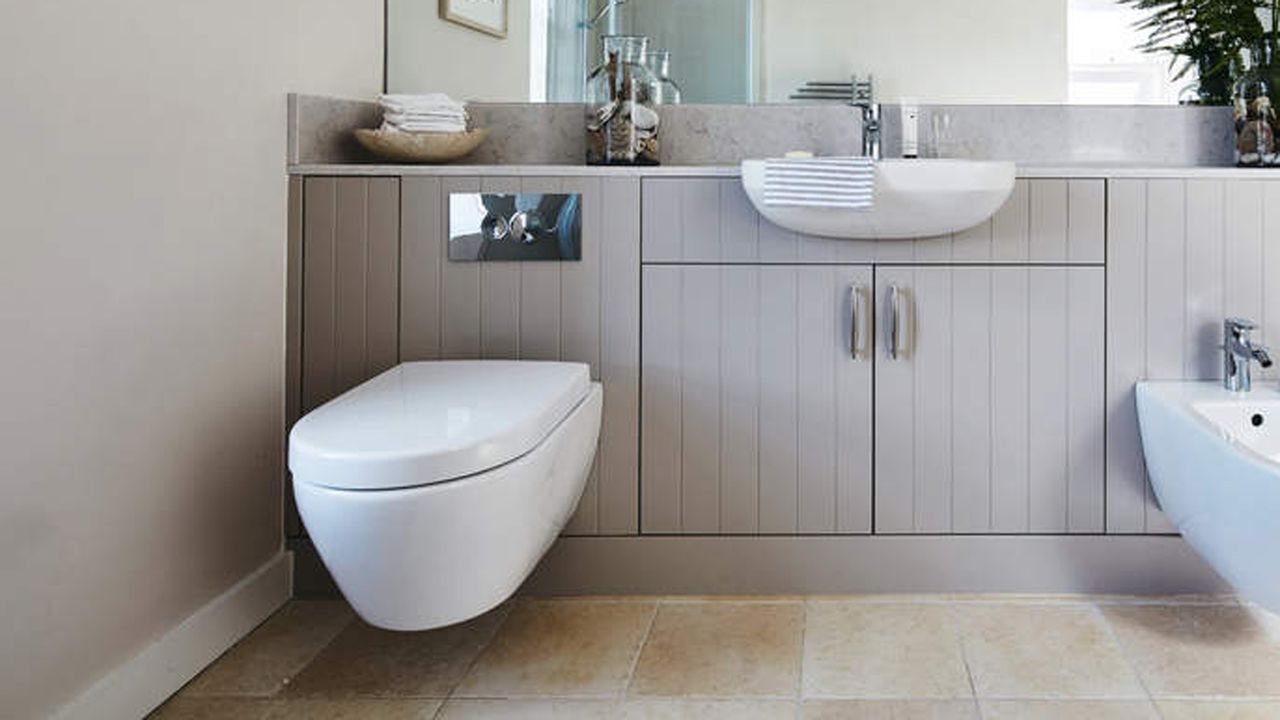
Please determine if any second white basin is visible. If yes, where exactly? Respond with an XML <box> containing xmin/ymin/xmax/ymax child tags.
<box><xmin>741</xmin><ymin>158</ymin><xmax>1016</xmax><ymax>240</ymax></box>
<box><xmin>1137</xmin><ymin>381</ymin><xmax>1280</xmax><ymax>611</ymax></box>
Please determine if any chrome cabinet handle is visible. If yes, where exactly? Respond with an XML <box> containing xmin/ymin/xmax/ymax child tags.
<box><xmin>850</xmin><ymin>284</ymin><xmax>870</xmax><ymax>360</ymax></box>
<box><xmin>886</xmin><ymin>284</ymin><xmax>899</xmax><ymax>359</ymax></box>
<box><xmin>886</xmin><ymin>284</ymin><xmax>911</xmax><ymax>360</ymax></box>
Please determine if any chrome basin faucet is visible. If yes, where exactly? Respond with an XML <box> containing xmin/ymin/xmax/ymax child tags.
<box><xmin>852</xmin><ymin>75</ymin><xmax>881</xmax><ymax>160</ymax></box>
<box><xmin>787</xmin><ymin>73</ymin><xmax>881</xmax><ymax>159</ymax></box>
<box><xmin>1224</xmin><ymin>318</ymin><xmax>1273</xmax><ymax>392</ymax></box>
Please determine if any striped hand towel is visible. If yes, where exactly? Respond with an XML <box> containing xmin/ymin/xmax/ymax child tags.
<box><xmin>763</xmin><ymin>156</ymin><xmax>875</xmax><ymax>209</ymax></box>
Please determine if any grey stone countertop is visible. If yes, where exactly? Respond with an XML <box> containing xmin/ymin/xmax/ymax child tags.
<box><xmin>288</xmin><ymin>161</ymin><xmax>1280</xmax><ymax>180</ymax></box>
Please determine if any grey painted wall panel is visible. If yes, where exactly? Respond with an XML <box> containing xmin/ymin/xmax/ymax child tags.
<box><xmin>1069</xmin><ymin>179</ymin><xmax>1107</xmax><ymax>264</ymax></box>
<box><xmin>989</xmin><ymin>269</ymin><xmax>1031</xmax><ymax>533</ymax></box>
<box><xmin>366</xmin><ymin>179</ymin><xmax>402</xmax><ymax>376</ymax></box>
<box><xmin>679</xmin><ymin>266</ymin><xmax>723</xmax><ymax>533</ymax></box>
<box><xmin>797</xmin><ymin>272</ymin><xmax>839</xmax><ymax>532</ymax></box>
<box><xmin>334</xmin><ymin>180</ymin><xmax>370</xmax><ymax>389</ymax></box>
<box><xmin>718</xmin><ymin>268</ymin><xmax>763</xmax><ymax>532</ymax></box>
<box><xmin>757</xmin><ymin>268</ymin><xmax>802</xmax><ymax>534</ymax></box>
<box><xmin>439</xmin><ymin>177</ymin><xmax>484</xmax><ymax>359</ymax></box>
<box><xmin>641</xmin><ymin>267</ymin><xmax>682</xmax><ymax>533</ymax></box>
<box><xmin>1106</xmin><ymin>177</ymin><xmax>1280</xmax><ymax>534</ymax></box>
<box><xmin>399</xmin><ymin>176</ymin><xmax>444</xmax><ymax>362</ymax></box>
<box><xmin>1106</xmin><ymin>179</ymin><xmax>1151</xmax><ymax>534</ymax></box>
<box><xmin>596</xmin><ymin>178</ymin><xmax>643</xmax><ymax>534</ymax></box>
<box><xmin>1068</xmin><ymin>268</ymin><xmax>1107</xmax><ymax>532</ymax></box>
<box><xmin>297</xmin><ymin>176</ymin><xmax>402</xmax><ymax>555</ymax></box>
<box><xmin>950</xmin><ymin>268</ymin><xmax>994</xmax><ymax>534</ymax></box>
<box><xmin>397</xmin><ymin>175</ymin><xmax>641</xmax><ymax>536</ymax></box>
<box><xmin>301</xmin><ymin>177</ymin><xmax>337</xmax><ymax>413</ymax></box>
<box><xmin>835</xmin><ymin>270</ymin><xmax>875</xmax><ymax>534</ymax></box>
<box><xmin>1028</xmin><ymin>269</ymin><xmax>1070</xmax><ymax>531</ymax></box>
<box><xmin>300</xmin><ymin>177</ymin><xmax>401</xmax><ymax>413</ymax></box>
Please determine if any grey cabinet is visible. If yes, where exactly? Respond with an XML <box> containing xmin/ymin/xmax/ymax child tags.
<box><xmin>873</xmin><ymin>266</ymin><xmax>1106</xmax><ymax>534</ymax></box>
<box><xmin>637</xmin><ymin>177</ymin><xmax>1108</xmax><ymax>537</ymax></box>
<box><xmin>295</xmin><ymin>173</ymin><xmax>1115</xmax><ymax>542</ymax></box>
<box><xmin>637</xmin><ymin>264</ymin><xmax>1106</xmax><ymax>536</ymax></box>
<box><xmin>641</xmin><ymin>265</ymin><xmax>874</xmax><ymax>534</ymax></box>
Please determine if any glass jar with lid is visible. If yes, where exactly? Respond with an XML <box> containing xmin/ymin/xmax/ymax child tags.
<box><xmin>1234</xmin><ymin>45</ymin><xmax>1277</xmax><ymax>167</ymax></box>
<box><xmin>643</xmin><ymin>50</ymin><xmax>683</xmax><ymax>105</ymax></box>
<box><xmin>586</xmin><ymin>35</ymin><xmax>661</xmax><ymax>165</ymax></box>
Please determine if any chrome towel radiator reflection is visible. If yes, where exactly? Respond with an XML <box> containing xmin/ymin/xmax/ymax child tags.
<box><xmin>448</xmin><ymin>192</ymin><xmax>583</xmax><ymax>262</ymax></box>
<box><xmin>790</xmin><ymin>74</ymin><xmax>881</xmax><ymax>160</ymax></box>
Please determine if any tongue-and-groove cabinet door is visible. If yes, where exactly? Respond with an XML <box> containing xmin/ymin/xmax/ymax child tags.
<box><xmin>641</xmin><ymin>264</ymin><xmax>874</xmax><ymax>534</ymax></box>
<box><xmin>873</xmin><ymin>266</ymin><xmax>1106</xmax><ymax>534</ymax></box>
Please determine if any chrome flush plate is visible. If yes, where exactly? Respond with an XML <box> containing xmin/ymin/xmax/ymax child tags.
<box><xmin>448</xmin><ymin>192</ymin><xmax>582</xmax><ymax>261</ymax></box>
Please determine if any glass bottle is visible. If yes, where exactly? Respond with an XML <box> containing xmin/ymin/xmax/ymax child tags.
<box><xmin>643</xmin><ymin>50</ymin><xmax>683</xmax><ymax>105</ymax></box>
<box><xmin>585</xmin><ymin>35</ymin><xmax>661</xmax><ymax>166</ymax></box>
<box><xmin>1234</xmin><ymin>46</ymin><xmax>1276</xmax><ymax>167</ymax></box>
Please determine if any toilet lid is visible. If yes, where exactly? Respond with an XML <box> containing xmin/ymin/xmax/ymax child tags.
<box><xmin>289</xmin><ymin>361</ymin><xmax>591</xmax><ymax>490</ymax></box>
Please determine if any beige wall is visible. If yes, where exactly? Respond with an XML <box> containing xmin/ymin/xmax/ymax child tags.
<box><xmin>0</xmin><ymin>1</ymin><xmax>381</xmax><ymax>718</ymax></box>
<box><xmin>762</xmin><ymin>0</ymin><xmax>1068</xmax><ymax>103</ymax></box>
<box><xmin>387</xmin><ymin>0</ymin><xmax>532</xmax><ymax>100</ymax></box>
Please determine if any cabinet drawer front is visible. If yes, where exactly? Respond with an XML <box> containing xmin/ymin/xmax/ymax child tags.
<box><xmin>641</xmin><ymin>265</ymin><xmax>874</xmax><ymax>534</ymax></box>
<box><xmin>874</xmin><ymin>266</ymin><xmax>1106</xmax><ymax>534</ymax></box>
<box><xmin>641</xmin><ymin>178</ymin><xmax>1104</xmax><ymax>265</ymax></box>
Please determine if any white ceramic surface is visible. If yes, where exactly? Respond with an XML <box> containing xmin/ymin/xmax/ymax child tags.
<box><xmin>290</xmin><ymin>362</ymin><xmax>603</xmax><ymax>630</ymax></box>
<box><xmin>1136</xmin><ymin>381</ymin><xmax>1280</xmax><ymax>611</ymax></box>
<box><xmin>290</xmin><ymin>361</ymin><xmax>590</xmax><ymax>490</ymax></box>
<box><xmin>740</xmin><ymin>158</ymin><xmax>1016</xmax><ymax>239</ymax></box>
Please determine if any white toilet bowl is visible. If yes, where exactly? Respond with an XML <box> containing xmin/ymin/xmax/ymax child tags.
<box><xmin>289</xmin><ymin>361</ymin><xmax>602</xmax><ymax>630</ymax></box>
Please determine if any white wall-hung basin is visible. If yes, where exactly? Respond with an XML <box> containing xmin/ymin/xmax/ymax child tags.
<box><xmin>1137</xmin><ymin>381</ymin><xmax>1280</xmax><ymax>611</ymax></box>
<box><xmin>741</xmin><ymin>158</ymin><xmax>1016</xmax><ymax>240</ymax></box>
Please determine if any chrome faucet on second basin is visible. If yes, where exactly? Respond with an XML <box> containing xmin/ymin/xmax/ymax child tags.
<box><xmin>1224</xmin><ymin>318</ymin><xmax>1273</xmax><ymax>392</ymax></box>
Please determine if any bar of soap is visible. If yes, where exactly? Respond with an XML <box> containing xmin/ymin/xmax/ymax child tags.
<box><xmin>784</xmin><ymin>151</ymin><xmax>815</xmax><ymax>159</ymax></box>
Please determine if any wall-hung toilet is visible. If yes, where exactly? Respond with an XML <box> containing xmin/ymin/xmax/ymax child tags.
<box><xmin>289</xmin><ymin>361</ymin><xmax>602</xmax><ymax>631</ymax></box>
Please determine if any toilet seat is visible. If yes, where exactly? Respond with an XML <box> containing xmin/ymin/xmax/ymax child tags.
<box><xmin>289</xmin><ymin>361</ymin><xmax>591</xmax><ymax>491</ymax></box>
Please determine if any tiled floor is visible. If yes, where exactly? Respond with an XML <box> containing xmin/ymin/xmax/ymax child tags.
<box><xmin>153</xmin><ymin>595</ymin><xmax>1280</xmax><ymax>719</ymax></box>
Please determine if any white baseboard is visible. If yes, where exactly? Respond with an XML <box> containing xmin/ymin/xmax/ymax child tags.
<box><xmin>53</xmin><ymin>552</ymin><xmax>293</xmax><ymax>720</ymax></box>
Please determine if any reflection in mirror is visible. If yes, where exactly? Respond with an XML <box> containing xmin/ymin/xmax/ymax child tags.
<box><xmin>555</xmin><ymin>0</ymin><xmax>754</xmax><ymax>103</ymax></box>
<box><xmin>386</xmin><ymin>0</ymin><xmax>1185</xmax><ymax>105</ymax></box>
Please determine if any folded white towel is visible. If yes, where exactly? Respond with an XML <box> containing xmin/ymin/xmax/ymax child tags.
<box><xmin>379</xmin><ymin>93</ymin><xmax>465</xmax><ymax>111</ymax></box>
<box><xmin>380</xmin><ymin>108</ymin><xmax>463</xmax><ymax>122</ymax></box>
<box><xmin>378</xmin><ymin>93</ymin><xmax>469</xmax><ymax>133</ymax></box>
<box><xmin>763</xmin><ymin>156</ymin><xmax>875</xmax><ymax>209</ymax></box>
<box><xmin>381</xmin><ymin>120</ymin><xmax>468</xmax><ymax>133</ymax></box>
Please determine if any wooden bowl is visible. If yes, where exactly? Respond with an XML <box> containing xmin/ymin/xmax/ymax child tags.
<box><xmin>353</xmin><ymin>128</ymin><xmax>489</xmax><ymax>164</ymax></box>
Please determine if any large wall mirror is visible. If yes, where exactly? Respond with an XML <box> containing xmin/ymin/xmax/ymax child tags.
<box><xmin>386</xmin><ymin>0</ymin><xmax>1190</xmax><ymax>105</ymax></box>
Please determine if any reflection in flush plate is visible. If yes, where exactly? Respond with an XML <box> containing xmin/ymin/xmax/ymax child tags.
<box><xmin>448</xmin><ymin>193</ymin><xmax>582</xmax><ymax>262</ymax></box>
